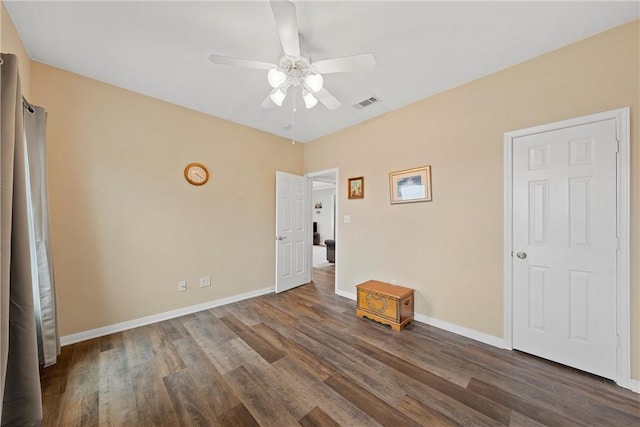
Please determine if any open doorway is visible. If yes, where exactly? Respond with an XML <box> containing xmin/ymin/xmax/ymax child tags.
<box><xmin>307</xmin><ymin>168</ymin><xmax>338</xmax><ymax>293</ymax></box>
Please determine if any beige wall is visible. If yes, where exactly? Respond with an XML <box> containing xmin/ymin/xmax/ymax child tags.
<box><xmin>30</xmin><ymin>62</ymin><xmax>303</xmax><ymax>335</ymax></box>
<box><xmin>4</xmin><ymin>0</ymin><xmax>639</xmax><ymax>381</ymax></box>
<box><xmin>1</xmin><ymin>2</ymin><xmax>30</xmax><ymax>98</ymax></box>
<box><xmin>305</xmin><ymin>20</ymin><xmax>640</xmax><ymax>379</ymax></box>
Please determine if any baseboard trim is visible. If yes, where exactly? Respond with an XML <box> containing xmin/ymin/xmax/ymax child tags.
<box><xmin>413</xmin><ymin>313</ymin><xmax>504</xmax><ymax>348</ymax></box>
<box><xmin>630</xmin><ymin>379</ymin><xmax>640</xmax><ymax>394</ymax></box>
<box><xmin>60</xmin><ymin>287</ymin><xmax>274</xmax><ymax>346</ymax></box>
<box><xmin>334</xmin><ymin>287</ymin><xmax>504</xmax><ymax>349</ymax></box>
<box><xmin>335</xmin><ymin>289</ymin><xmax>356</xmax><ymax>300</ymax></box>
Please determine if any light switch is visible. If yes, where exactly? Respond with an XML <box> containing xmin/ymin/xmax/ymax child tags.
<box><xmin>344</xmin><ymin>214</ymin><xmax>351</xmax><ymax>223</ymax></box>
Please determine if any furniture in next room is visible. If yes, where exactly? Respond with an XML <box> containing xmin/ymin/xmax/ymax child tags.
<box><xmin>356</xmin><ymin>280</ymin><xmax>414</xmax><ymax>330</ymax></box>
<box><xmin>324</xmin><ymin>239</ymin><xmax>335</xmax><ymax>263</ymax></box>
<box><xmin>313</xmin><ymin>222</ymin><xmax>320</xmax><ymax>245</ymax></box>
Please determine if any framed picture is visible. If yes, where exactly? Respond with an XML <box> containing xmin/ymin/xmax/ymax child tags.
<box><xmin>348</xmin><ymin>176</ymin><xmax>364</xmax><ymax>199</ymax></box>
<box><xmin>389</xmin><ymin>165</ymin><xmax>432</xmax><ymax>204</ymax></box>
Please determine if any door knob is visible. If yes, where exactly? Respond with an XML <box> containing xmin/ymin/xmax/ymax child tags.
<box><xmin>276</xmin><ymin>236</ymin><xmax>287</xmax><ymax>241</ymax></box>
<box><xmin>516</xmin><ymin>251</ymin><xmax>527</xmax><ymax>259</ymax></box>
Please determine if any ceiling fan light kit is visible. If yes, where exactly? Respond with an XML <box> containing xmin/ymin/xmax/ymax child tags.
<box><xmin>303</xmin><ymin>90</ymin><xmax>318</xmax><ymax>109</ymax></box>
<box><xmin>270</xmin><ymin>87</ymin><xmax>287</xmax><ymax>107</ymax></box>
<box><xmin>208</xmin><ymin>0</ymin><xmax>376</xmax><ymax>112</ymax></box>
<box><xmin>268</xmin><ymin>68</ymin><xmax>287</xmax><ymax>88</ymax></box>
<box><xmin>304</xmin><ymin>73</ymin><xmax>323</xmax><ymax>93</ymax></box>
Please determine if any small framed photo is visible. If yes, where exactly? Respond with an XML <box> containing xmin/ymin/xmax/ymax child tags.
<box><xmin>389</xmin><ymin>165</ymin><xmax>432</xmax><ymax>204</ymax></box>
<box><xmin>348</xmin><ymin>176</ymin><xmax>364</xmax><ymax>199</ymax></box>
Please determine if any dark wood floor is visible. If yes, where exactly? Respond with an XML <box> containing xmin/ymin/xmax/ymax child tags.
<box><xmin>41</xmin><ymin>264</ymin><xmax>639</xmax><ymax>426</ymax></box>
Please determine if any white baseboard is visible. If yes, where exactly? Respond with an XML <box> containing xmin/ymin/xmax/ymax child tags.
<box><xmin>335</xmin><ymin>289</ymin><xmax>356</xmax><ymax>300</ymax></box>
<box><xmin>334</xmin><ymin>287</ymin><xmax>504</xmax><ymax>349</ymax></box>
<box><xmin>413</xmin><ymin>313</ymin><xmax>505</xmax><ymax>348</ymax></box>
<box><xmin>630</xmin><ymin>379</ymin><xmax>640</xmax><ymax>393</ymax></box>
<box><xmin>60</xmin><ymin>286</ymin><xmax>274</xmax><ymax>346</ymax></box>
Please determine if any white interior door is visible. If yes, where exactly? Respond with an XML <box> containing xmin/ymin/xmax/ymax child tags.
<box><xmin>512</xmin><ymin>119</ymin><xmax>618</xmax><ymax>380</ymax></box>
<box><xmin>275</xmin><ymin>171</ymin><xmax>310</xmax><ymax>293</ymax></box>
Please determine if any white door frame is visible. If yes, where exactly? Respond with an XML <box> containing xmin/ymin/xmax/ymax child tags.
<box><xmin>503</xmin><ymin>108</ymin><xmax>631</xmax><ymax>389</ymax></box>
<box><xmin>306</xmin><ymin>168</ymin><xmax>339</xmax><ymax>294</ymax></box>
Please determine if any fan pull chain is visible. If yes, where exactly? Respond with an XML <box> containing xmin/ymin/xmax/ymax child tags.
<box><xmin>291</xmin><ymin>88</ymin><xmax>297</xmax><ymax>144</ymax></box>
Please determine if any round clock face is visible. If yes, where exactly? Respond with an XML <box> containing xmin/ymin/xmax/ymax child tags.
<box><xmin>184</xmin><ymin>163</ymin><xmax>209</xmax><ymax>186</ymax></box>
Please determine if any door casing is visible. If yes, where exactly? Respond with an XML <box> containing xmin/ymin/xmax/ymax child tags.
<box><xmin>503</xmin><ymin>108</ymin><xmax>631</xmax><ymax>389</ymax></box>
<box><xmin>306</xmin><ymin>168</ymin><xmax>339</xmax><ymax>294</ymax></box>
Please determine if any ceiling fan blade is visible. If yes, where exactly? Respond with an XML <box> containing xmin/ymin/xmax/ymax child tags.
<box><xmin>313</xmin><ymin>53</ymin><xmax>376</xmax><ymax>74</ymax></box>
<box><xmin>209</xmin><ymin>54</ymin><xmax>276</xmax><ymax>71</ymax></box>
<box><xmin>270</xmin><ymin>0</ymin><xmax>300</xmax><ymax>60</ymax></box>
<box><xmin>316</xmin><ymin>88</ymin><xmax>341</xmax><ymax>110</ymax></box>
<box><xmin>261</xmin><ymin>93</ymin><xmax>276</xmax><ymax>108</ymax></box>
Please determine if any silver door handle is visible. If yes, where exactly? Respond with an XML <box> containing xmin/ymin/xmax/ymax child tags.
<box><xmin>516</xmin><ymin>251</ymin><xmax>527</xmax><ymax>259</ymax></box>
<box><xmin>276</xmin><ymin>236</ymin><xmax>287</xmax><ymax>241</ymax></box>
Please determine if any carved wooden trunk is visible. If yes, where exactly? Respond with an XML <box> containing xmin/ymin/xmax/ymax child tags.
<box><xmin>356</xmin><ymin>280</ymin><xmax>414</xmax><ymax>331</ymax></box>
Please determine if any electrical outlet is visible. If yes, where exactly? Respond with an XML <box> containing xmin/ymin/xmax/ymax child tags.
<box><xmin>200</xmin><ymin>276</ymin><xmax>211</xmax><ymax>288</ymax></box>
<box><xmin>178</xmin><ymin>280</ymin><xmax>187</xmax><ymax>292</ymax></box>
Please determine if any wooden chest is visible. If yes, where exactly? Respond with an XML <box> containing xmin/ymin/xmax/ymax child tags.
<box><xmin>356</xmin><ymin>280</ymin><xmax>414</xmax><ymax>330</ymax></box>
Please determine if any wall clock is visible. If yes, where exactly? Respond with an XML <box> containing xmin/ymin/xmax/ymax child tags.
<box><xmin>184</xmin><ymin>163</ymin><xmax>209</xmax><ymax>186</ymax></box>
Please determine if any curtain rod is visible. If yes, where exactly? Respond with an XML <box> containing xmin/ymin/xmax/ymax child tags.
<box><xmin>23</xmin><ymin>97</ymin><xmax>35</xmax><ymax>114</ymax></box>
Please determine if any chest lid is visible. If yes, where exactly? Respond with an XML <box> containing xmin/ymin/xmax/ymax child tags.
<box><xmin>356</xmin><ymin>280</ymin><xmax>413</xmax><ymax>299</ymax></box>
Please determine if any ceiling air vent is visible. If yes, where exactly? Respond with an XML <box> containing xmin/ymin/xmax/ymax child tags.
<box><xmin>354</xmin><ymin>96</ymin><xmax>380</xmax><ymax>109</ymax></box>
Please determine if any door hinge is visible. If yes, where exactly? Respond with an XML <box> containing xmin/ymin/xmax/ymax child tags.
<box><xmin>616</xmin><ymin>334</ymin><xmax>620</xmax><ymax>348</ymax></box>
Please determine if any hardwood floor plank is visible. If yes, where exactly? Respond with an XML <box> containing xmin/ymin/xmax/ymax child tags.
<box><xmin>508</xmin><ymin>411</ymin><xmax>548</xmax><ymax>427</ymax></box>
<box><xmin>217</xmin><ymin>403</ymin><xmax>260</xmax><ymax>427</ymax></box>
<box><xmin>445</xmin><ymin>344</ymin><xmax>640</xmax><ymax>424</ymax></box>
<box><xmin>146</xmin><ymin>323</ymin><xmax>186</xmax><ymax>377</ymax></box>
<box><xmin>392</xmin><ymin>379</ymin><xmax>503</xmax><ymax>427</ymax></box>
<box><xmin>159</xmin><ymin>315</ymin><xmax>191</xmax><ymax>341</ymax></box>
<box><xmin>242</xmin><ymin>355</ymin><xmax>317</xmax><ymax>420</ymax></box>
<box><xmin>223</xmin><ymin>366</ymin><xmax>301</xmax><ymax>427</ymax></box>
<box><xmin>396</xmin><ymin>394</ymin><xmax>461</xmax><ymax>427</ymax></box>
<box><xmin>99</xmin><ymin>332</ymin><xmax>124</xmax><ymax>353</ymax></box>
<box><xmin>352</xmin><ymin>339</ymin><xmax>512</xmax><ymax>424</ymax></box>
<box><xmin>201</xmin><ymin>336</ymin><xmax>272</xmax><ymax>376</ymax></box>
<box><xmin>467</xmin><ymin>378</ymin><xmax>580</xmax><ymax>426</ymax></box>
<box><xmin>324</xmin><ymin>372</ymin><xmax>421</xmax><ymax>427</ymax></box>
<box><xmin>98</xmin><ymin>347</ymin><xmax>138</xmax><ymax>426</ymax></box>
<box><xmin>298</xmin><ymin>406</ymin><xmax>341</xmax><ymax>427</ymax></box>
<box><xmin>269</xmin><ymin>294</ymin><xmax>349</xmax><ymax>331</ymax></box>
<box><xmin>123</xmin><ymin>326</ymin><xmax>153</xmax><ymax>368</ymax></box>
<box><xmin>182</xmin><ymin>311</ymin><xmax>237</xmax><ymax>352</ymax></box>
<box><xmin>173</xmin><ymin>335</ymin><xmax>241</xmax><ymax>416</ymax></box>
<box><xmin>275</xmin><ymin>318</ymin><xmax>407</xmax><ymax>405</ymax></box>
<box><xmin>351</xmin><ymin>319</ymin><xmax>472</xmax><ymax>388</ymax></box>
<box><xmin>163</xmin><ymin>369</ymin><xmax>219</xmax><ymax>426</ymax></box>
<box><xmin>219</xmin><ymin>315</ymin><xmax>286</xmax><ymax>363</ymax></box>
<box><xmin>52</xmin><ymin>340</ymin><xmax>101</xmax><ymax>427</ymax></box>
<box><xmin>270</xmin><ymin>355</ymin><xmax>382</xmax><ymax>427</ymax></box>
<box><xmin>131</xmin><ymin>361</ymin><xmax>180</xmax><ymax>426</ymax></box>
<box><xmin>251</xmin><ymin>322</ymin><xmax>335</xmax><ymax>381</ymax></box>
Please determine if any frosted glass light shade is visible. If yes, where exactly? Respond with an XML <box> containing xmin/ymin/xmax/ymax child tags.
<box><xmin>305</xmin><ymin>73</ymin><xmax>324</xmax><ymax>93</ymax></box>
<box><xmin>270</xmin><ymin>88</ymin><xmax>287</xmax><ymax>106</ymax></box>
<box><xmin>268</xmin><ymin>69</ymin><xmax>287</xmax><ymax>88</ymax></box>
<box><xmin>303</xmin><ymin>91</ymin><xmax>318</xmax><ymax>109</ymax></box>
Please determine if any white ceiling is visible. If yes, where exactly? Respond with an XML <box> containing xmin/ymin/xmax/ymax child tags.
<box><xmin>5</xmin><ymin>1</ymin><xmax>638</xmax><ymax>142</ymax></box>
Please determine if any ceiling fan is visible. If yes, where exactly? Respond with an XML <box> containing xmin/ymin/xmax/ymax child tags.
<box><xmin>208</xmin><ymin>0</ymin><xmax>376</xmax><ymax>111</ymax></box>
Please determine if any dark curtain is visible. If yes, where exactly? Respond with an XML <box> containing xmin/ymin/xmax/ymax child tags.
<box><xmin>0</xmin><ymin>53</ymin><xmax>43</xmax><ymax>426</ymax></box>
